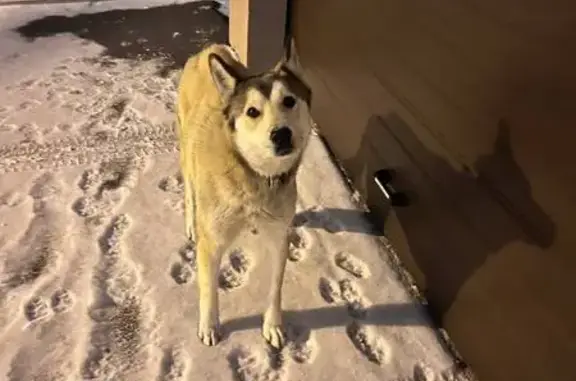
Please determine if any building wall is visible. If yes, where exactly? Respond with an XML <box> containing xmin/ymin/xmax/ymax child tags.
<box><xmin>290</xmin><ymin>1</ymin><xmax>576</xmax><ymax>380</ymax></box>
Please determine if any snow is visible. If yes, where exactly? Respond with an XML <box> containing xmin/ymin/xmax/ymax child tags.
<box><xmin>0</xmin><ymin>1</ymin><xmax>468</xmax><ymax>380</ymax></box>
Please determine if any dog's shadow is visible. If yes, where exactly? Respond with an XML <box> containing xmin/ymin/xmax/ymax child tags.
<box><xmin>292</xmin><ymin>207</ymin><xmax>383</xmax><ymax>236</ymax></box>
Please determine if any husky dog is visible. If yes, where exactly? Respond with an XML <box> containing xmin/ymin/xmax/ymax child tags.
<box><xmin>176</xmin><ymin>43</ymin><xmax>313</xmax><ymax>348</ymax></box>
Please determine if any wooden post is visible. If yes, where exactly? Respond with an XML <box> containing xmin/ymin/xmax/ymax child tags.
<box><xmin>229</xmin><ymin>0</ymin><xmax>288</xmax><ymax>74</ymax></box>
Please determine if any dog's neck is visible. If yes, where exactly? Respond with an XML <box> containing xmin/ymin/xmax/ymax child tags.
<box><xmin>231</xmin><ymin>146</ymin><xmax>299</xmax><ymax>189</ymax></box>
<box><xmin>264</xmin><ymin>167</ymin><xmax>297</xmax><ymax>188</ymax></box>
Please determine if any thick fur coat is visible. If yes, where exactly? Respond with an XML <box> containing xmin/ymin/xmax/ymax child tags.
<box><xmin>176</xmin><ymin>43</ymin><xmax>313</xmax><ymax>348</ymax></box>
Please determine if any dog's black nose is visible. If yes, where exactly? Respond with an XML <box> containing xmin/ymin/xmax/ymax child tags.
<box><xmin>270</xmin><ymin>126</ymin><xmax>293</xmax><ymax>156</ymax></box>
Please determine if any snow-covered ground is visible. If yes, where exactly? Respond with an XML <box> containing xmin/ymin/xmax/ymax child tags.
<box><xmin>0</xmin><ymin>1</ymin><xmax>470</xmax><ymax>380</ymax></box>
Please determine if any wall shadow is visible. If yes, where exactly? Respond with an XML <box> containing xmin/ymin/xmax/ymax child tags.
<box><xmin>342</xmin><ymin>113</ymin><xmax>556</xmax><ymax>324</ymax></box>
<box><xmin>14</xmin><ymin>0</ymin><xmax>228</xmax><ymax>74</ymax></box>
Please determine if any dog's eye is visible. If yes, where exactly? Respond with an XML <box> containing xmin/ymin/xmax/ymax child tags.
<box><xmin>246</xmin><ymin>107</ymin><xmax>261</xmax><ymax>118</ymax></box>
<box><xmin>282</xmin><ymin>96</ymin><xmax>296</xmax><ymax>109</ymax></box>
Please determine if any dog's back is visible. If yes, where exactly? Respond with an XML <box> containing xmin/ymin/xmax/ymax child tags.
<box><xmin>177</xmin><ymin>43</ymin><xmax>237</xmax><ymax>135</ymax></box>
<box><xmin>176</xmin><ymin>44</ymin><xmax>244</xmax><ymax>181</ymax></box>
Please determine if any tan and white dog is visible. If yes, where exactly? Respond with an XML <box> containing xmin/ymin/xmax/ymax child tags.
<box><xmin>176</xmin><ymin>43</ymin><xmax>313</xmax><ymax>348</ymax></box>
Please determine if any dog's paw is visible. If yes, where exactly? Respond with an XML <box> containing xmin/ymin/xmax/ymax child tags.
<box><xmin>262</xmin><ymin>312</ymin><xmax>285</xmax><ymax>349</ymax></box>
<box><xmin>263</xmin><ymin>325</ymin><xmax>285</xmax><ymax>349</ymax></box>
<box><xmin>198</xmin><ymin>323</ymin><xmax>221</xmax><ymax>346</ymax></box>
<box><xmin>263</xmin><ymin>308</ymin><xmax>285</xmax><ymax>349</ymax></box>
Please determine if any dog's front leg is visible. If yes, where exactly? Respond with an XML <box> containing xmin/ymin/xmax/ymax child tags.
<box><xmin>196</xmin><ymin>231</ymin><xmax>225</xmax><ymax>346</ymax></box>
<box><xmin>262</xmin><ymin>225</ymin><xmax>290</xmax><ymax>349</ymax></box>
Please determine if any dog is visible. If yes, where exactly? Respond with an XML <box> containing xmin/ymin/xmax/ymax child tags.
<box><xmin>176</xmin><ymin>43</ymin><xmax>313</xmax><ymax>348</ymax></box>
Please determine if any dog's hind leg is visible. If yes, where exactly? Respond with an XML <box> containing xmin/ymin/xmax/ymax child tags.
<box><xmin>178</xmin><ymin>136</ymin><xmax>195</xmax><ymax>242</ymax></box>
<box><xmin>261</xmin><ymin>223</ymin><xmax>291</xmax><ymax>349</ymax></box>
<box><xmin>183</xmin><ymin>178</ymin><xmax>195</xmax><ymax>242</ymax></box>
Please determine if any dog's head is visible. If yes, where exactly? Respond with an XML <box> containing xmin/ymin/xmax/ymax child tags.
<box><xmin>208</xmin><ymin>53</ymin><xmax>313</xmax><ymax>178</ymax></box>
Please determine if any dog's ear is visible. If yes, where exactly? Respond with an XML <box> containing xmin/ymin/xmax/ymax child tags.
<box><xmin>274</xmin><ymin>60</ymin><xmax>312</xmax><ymax>107</ymax></box>
<box><xmin>208</xmin><ymin>53</ymin><xmax>239</xmax><ymax>98</ymax></box>
<box><xmin>273</xmin><ymin>59</ymin><xmax>286</xmax><ymax>73</ymax></box>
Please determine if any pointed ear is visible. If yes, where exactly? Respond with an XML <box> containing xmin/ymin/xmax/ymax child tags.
<box><xmin>208</xmin><ymin>53</ymin><xmax>239</xmax><ymax>98</ymax></box>
<box><xmin>274</xmin><ymin>60</ymin><xmax>302</xmax><ymax>81</ymax></box>
<box><xmin>273</xmin><ymin>59</ymin><xmax>286</xmax><ymax>73</ymax></box>
<box><xmin>274</xmin><ymin>60</ymin><xmax>312</xmax><ymax>107</ymax></box>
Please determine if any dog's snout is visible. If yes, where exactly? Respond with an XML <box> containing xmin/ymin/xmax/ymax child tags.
<box><xmin>270</xmin><ymin>127</ymin><xmax>292</xmax><ymax>145</ymax></box>
<box><xmin>270</xmin><ymin>127</ymin><xmax>293</xmax><ymax>156</ymax></box>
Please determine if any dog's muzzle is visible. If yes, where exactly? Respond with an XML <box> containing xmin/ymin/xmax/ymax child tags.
<box><xmin>270</xmin><ymin>126</ymin><xmax>293</xmax><ymax>156</ymax></box>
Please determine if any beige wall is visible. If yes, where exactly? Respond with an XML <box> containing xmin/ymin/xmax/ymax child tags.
<box><xmin>291</xmin><ymin>1</ymin><xmax>576</xmax><ymax>380</ymax></box>
<box><xmin>229</xmin><ymin>0</ymin><xmax>287</xmax><ymax>73</ymax></box>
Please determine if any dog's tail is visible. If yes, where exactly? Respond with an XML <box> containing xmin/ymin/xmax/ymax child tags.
<box><xmin>178</xmin><ymin>44</ymin><xmax>248</xmax><ymax>137</ymax></box>
<box><xmin>196</xmin><ymin>43</ymin><xmax>247</xmax><ymax>79</ymax></box>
